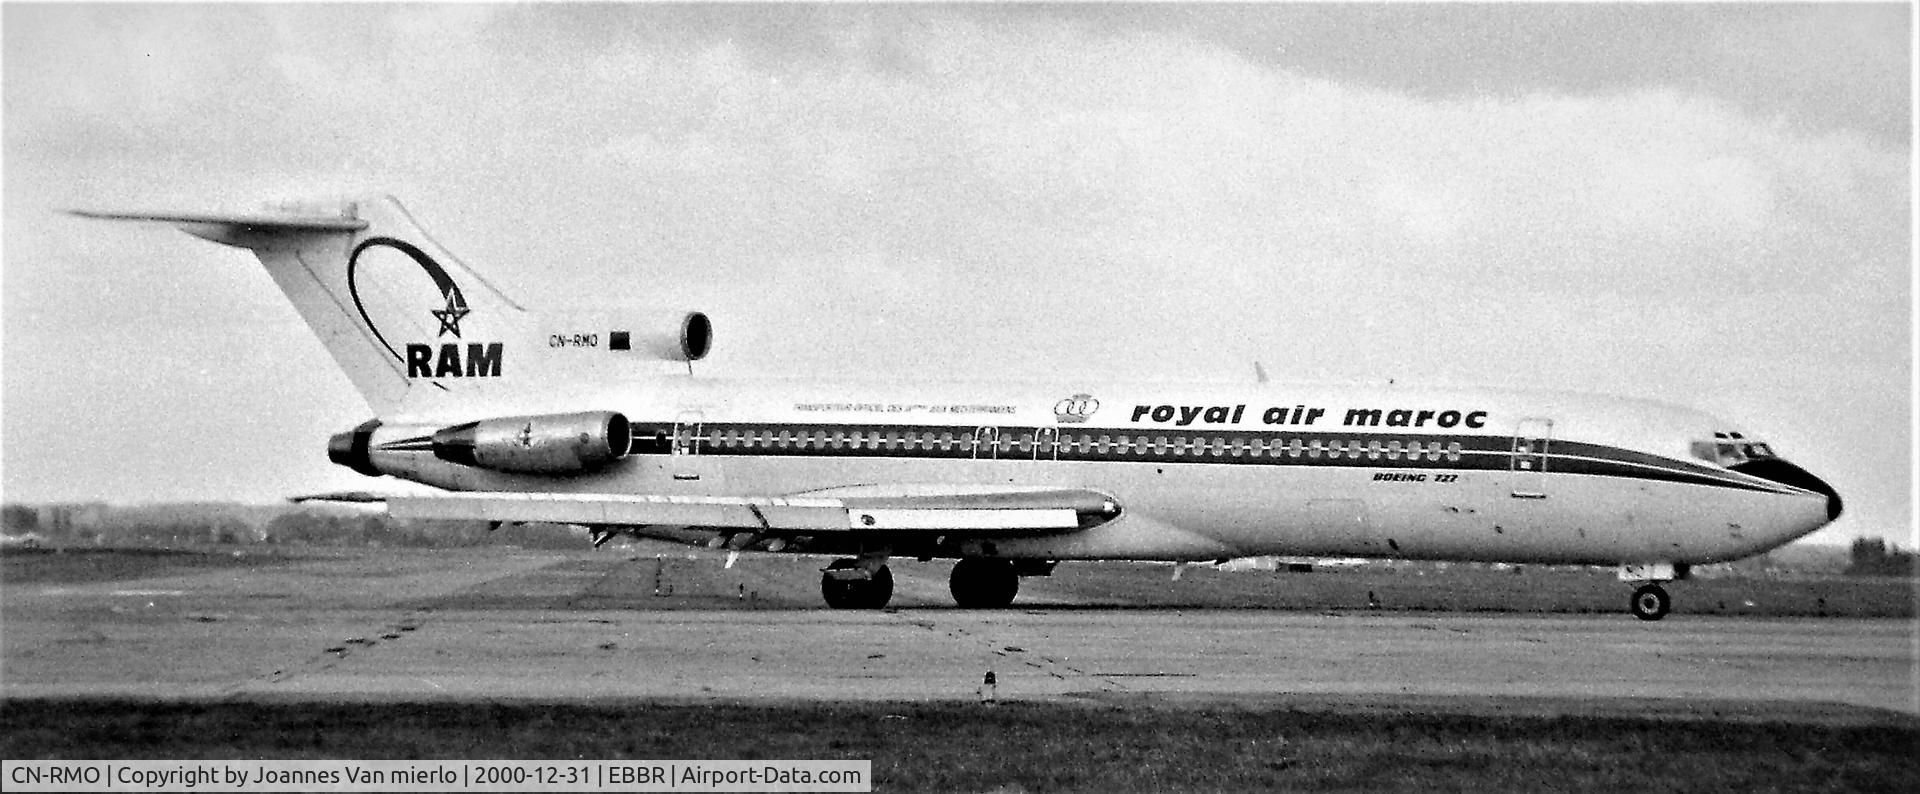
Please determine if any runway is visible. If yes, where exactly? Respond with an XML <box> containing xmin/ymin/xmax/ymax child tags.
<box><xmin>3</xmin><ymin>548</ymin><xmax>1913</xmax><ymax>721</ymax></box>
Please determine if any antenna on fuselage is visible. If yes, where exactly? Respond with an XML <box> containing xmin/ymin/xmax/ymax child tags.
<box><xmin>1253</xmin><ymin>361</ymin><xmax>1270</xmax><ymax>384</ymax></box>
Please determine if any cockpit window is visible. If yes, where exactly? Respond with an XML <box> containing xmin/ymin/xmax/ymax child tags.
<box><xmin>1691</xmin><ymin>432</ymin><xmax>1778</xmax><ymax>467</ymax></box>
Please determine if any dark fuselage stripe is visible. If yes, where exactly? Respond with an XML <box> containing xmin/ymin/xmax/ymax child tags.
<box><xmin>626</xmin><ymin>422</ymin><xmax>1798</xmax><ymax>496</ymax></box>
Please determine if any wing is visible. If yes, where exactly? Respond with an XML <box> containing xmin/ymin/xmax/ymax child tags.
<box><xmin>387</xmin><ymin>487</ymin><xmax>1119</xmax><ymax>534</ymax></box>
<box><xmin>288</xmin><ymin>490</ymin><xmax>391</xmax><ymax>504</ymax></box>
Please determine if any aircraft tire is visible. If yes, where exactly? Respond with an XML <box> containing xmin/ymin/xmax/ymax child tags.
<box><xmin>821</xmin><ymin>559</ymin><xmax>893</xmax><ymax>609</ymax></box>
<box><xmin>1629</xmin><ymin>583</ymin><xmax>1671</xmax><ymax>621</ymax></box>
<box><xmin>949</xmin><ymin>558</ymin><xmax>1019</xmax><ymax>608</ymax></box>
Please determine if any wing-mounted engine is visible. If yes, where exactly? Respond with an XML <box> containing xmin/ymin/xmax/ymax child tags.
<box><xmin>329</xmin><ymin>411</ymin><xmax>631</xmax><ymax>478</ymax></box>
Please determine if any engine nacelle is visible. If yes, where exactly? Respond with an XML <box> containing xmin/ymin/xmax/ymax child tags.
<box><xmin>543</xmin><ymin>310</ymin><xmax>711</xmax><ymax>362</ymax></box>
<box><xmin>430</xmin><ymin>411</ymin><xmax>631</xmax><ymax>475</ymax></box>
<box><xmin>645</xmin><ymin>311</ymin><xmax>712</xmax><ymax>362</ymax></box>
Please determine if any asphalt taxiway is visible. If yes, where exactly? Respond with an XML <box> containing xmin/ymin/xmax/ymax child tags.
<box><xmin>3</xmin><ymin>549</ymin><xmax>1913</xmax><ymax>720</ymax></box>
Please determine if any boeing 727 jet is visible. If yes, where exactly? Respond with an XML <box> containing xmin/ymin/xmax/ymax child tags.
<box><xmin>74</xmin><ymin>196</ymin><xmax>1842</xmax><ymax>619</ymax></box>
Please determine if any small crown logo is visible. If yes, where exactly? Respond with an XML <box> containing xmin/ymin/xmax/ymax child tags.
<box><xmin>1053</xmin><ymin>393</ymin><xmax>1099</xmax><ymax>424</ymax></box>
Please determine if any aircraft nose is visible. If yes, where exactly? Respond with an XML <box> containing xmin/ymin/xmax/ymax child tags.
<box><xmin>1734</xmin><ymin>459</ymin><xmax>1842</xmax><ymax>522</ymax></box>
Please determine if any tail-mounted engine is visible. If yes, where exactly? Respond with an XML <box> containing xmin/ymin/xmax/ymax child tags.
<box><xmin>431</xmin><ymin>411</ymin><xmax>631</xmax><ymax>474</ymax></box>
<box><xmin>544</xmin><ymin>310</ymin><xmax>712</xmax><ymax>362</ymax></box>
<box><xmin>330</xmin><ymin>411</ymin><xmax>632</xmax><ymax>478</ymax></box>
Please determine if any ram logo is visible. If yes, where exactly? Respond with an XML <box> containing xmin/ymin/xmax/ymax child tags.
<box><xmin>348</xmin><ymin>236</ymin><xmax>504</xmax><ymax>378</ymax></box>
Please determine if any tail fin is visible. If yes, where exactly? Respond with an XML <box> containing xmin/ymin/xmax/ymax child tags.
<box><xmin>71</xmin><ymin>195</ymin><xmax>527</xmax><ymax>414</ymax></box>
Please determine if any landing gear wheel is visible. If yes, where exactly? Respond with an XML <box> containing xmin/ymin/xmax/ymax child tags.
<box><xmin>1630</xmin><ymin>584</ymin><xmax>1671</xmax><ymax>621</ymax></box>
<box><xmin>821</xmin><ymin>559</ymin><xmax>893</xmax><ymax>609</ymax></box>
<box><xmin>950</xmin><ymin>558</ymin><xmax>1020</xmax><ymax>608</ymax></box>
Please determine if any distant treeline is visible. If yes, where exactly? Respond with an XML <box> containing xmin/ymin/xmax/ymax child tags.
<box><xmin>1847</xmin><ymin>537</ymin><xmax>1915</xmax><ymax>577</ymax></box>
<box><xmin>2</xmin><ymin>502</ymin><xmax>586</xmax><ymax>550</ymax></box>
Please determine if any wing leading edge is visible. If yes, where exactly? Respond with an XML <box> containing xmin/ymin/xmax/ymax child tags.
<box><xmin>388</xmin><ymin>488</ymin><xmax>1118</xmax><ymax>534</ymax></box>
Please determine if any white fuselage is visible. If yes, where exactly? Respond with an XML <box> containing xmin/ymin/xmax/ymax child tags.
<box><xmin>366</xmin><ymin>376</ymin><xmax>1837</xmax><ymax>567</ymax></box>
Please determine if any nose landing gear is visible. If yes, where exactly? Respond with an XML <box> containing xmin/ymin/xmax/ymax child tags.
<box><xmin>1619</xmin><ymin>562</ymin><xmax>1687</xmax><ymax>621</ymax></box>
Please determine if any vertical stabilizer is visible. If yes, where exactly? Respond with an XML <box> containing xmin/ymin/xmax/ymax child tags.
<box><xmin>71</xmin><ymin>196</ymin><xmax>527</xmax><ymax>415</ymax></box>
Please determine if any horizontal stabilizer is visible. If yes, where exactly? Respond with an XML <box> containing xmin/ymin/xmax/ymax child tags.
<box><xmin>67</xmin><ymin>208</ymin><xmax>368</xmax><ymax>233</ymax></box>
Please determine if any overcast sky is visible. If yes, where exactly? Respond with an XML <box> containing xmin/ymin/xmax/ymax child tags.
<box><xmin>3</xmin><ymin>3</ymin><xmax>1910</xmax><ymax>547</ymax></box>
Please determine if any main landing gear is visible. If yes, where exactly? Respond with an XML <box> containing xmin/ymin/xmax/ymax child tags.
<box><xmin>820</xmin><ymin>556</ymin><xmax>1038</xmax><ymax>610</ymax></box>
<box><xmin>949</xmin><ymin>558</ymin><xmax>1020</xmax><ymax>609</ymax></box>
<box><xmin>1629</xmin><ymin>583</ymin><xmax>1671</xmax><ymax>621</ymax></box>
<box><xmin>821</xmin><ymin>558</ymin><xmax>893</xmax><ymax>609</ymax></box>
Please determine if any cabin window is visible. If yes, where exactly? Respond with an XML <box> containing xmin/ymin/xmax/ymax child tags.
<box><xmin>1367</xmin><ymin>440</ymin><xmax>1382</xmax><ymax>460</ymax></box>
<box><xmin>1446</xmin><ymin>442</ymin><xmax>1463</xmax><ymax>462</ymax></box>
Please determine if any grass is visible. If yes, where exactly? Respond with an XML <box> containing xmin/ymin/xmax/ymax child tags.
<box><xmin>1048</xmin><ymin>563</ymin><xmax>1916</xmax><ymax>618</ymax></box>
<box><xmin>6</xmin><ymin>546</ymin><xmax>1912</xmax><ymax>617</ymax></box>
<box><xmin>1</xmin><ymin>698</ymin><xmax>1914</xmax><ymax>792</ymax></box>
<box><xmin>0</xmin><ymin>546</ymin><xmax>297</xmax><ymax>585</ymax></box>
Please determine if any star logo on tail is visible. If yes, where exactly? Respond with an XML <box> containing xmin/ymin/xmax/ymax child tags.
<box><xmin>431</xmin><ymin>288</ymin><xmax>469</xmax><ymax>338</ymax></box>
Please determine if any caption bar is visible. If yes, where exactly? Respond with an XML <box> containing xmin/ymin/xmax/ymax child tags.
<box><xmin>3</xmin><ymin>760</ymin><xmax>871</xmax><ymax>792</ymax></box>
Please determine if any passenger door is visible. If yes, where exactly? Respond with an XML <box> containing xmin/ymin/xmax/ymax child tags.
<box><xmin>1511</xmin><ymin>417</ymin><xmax>1552</xmax><ymax>498</ymax></box>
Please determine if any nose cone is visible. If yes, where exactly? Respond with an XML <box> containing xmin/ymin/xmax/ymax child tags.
<box><xmin>1733</xmin><ymin>459</ymin><xmax>1842</xmax><ymax>522</ymax></box>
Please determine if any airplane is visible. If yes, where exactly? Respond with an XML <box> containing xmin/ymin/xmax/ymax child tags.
<box><xmin>71</xmin><ymin>195</ymin><xmax>1843</xmax><ymax>620</ymax></box>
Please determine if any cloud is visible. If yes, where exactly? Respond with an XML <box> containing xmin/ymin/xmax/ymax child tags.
<box><xmin>2</xmin><ymin>5</ymin><xmax>1907</xmax><ymax>541</ymax></box>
